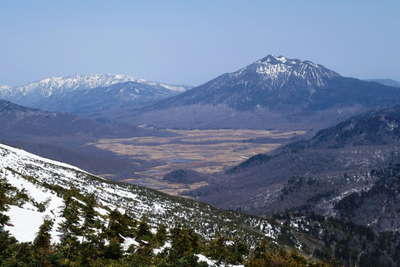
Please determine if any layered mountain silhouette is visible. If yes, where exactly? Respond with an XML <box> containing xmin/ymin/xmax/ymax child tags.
<box><xmin>3</xmin><ymin>58</ymin><xmax>399</xmax><ymax>130</ymax></box>
<box><xmin>185</xmin><ymin>105</ymin><xmax>400</xmax><ymax>232</ymax></box>
<box><xmin>0</xmin><ymin>74</ymin><xmax>189</xmax><ymax>120</ymax></box>
<box><xmin>0</xmin><ymin>99</ymin><xmax>160</xmax><ymax>138</ymax></box>
<box><xmin>0</xmin><ymin>99</ymin><xmax>169</xmax><ymax>179</ymax></box>
<box><xmin>133</xmin><ymin>55</ymin><xmax>400</xmax><ymax>129</ymax></box>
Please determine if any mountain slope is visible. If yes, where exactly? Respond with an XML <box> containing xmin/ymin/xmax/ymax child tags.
<box><xmin>0</xmin><ymin>99</ymin><xmax>170</xmax><ymax>179</ymax></box>
<box><xmin>186</xmin><ymin>106</ymin><xmax>400</xmax><ymax>232</ymax></box>
<box><xmin>133</xmin><ymin>55</ymin><xmax>400</xmax><ymax>129</ymax></box>
<box><xmin>0</xmin><ymin>74</ymin><xmax>190</xmax><ymax>119</ymax></box>
<box><xmin>0</xmin><ymin>143</ymin><xmax>277</xmax><ymax>243</ymax></box>
<box><xmin>0</xmin><ymin>99</ymin><xmax>155</xmax><ymax>138</ymax></box>
<box><xmin>1</xmin><ymin>143</ymin><xmax>400</xmax><ymax>266</ymax></box>
<box><xmin>287</xmin><ymin>105</ymin><xmax>400</xmax><ymax>149</ymax></box>
<box><xmin>151</xmin><ymin>55</ymin><xmax>341</xmax><ymax>110</ymax></box>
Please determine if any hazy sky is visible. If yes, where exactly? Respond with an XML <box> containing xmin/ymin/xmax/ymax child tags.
<box><xmin>1</xmin><ymin>0</ymin><xmax>399</xmax><ymax>86</ymax></box>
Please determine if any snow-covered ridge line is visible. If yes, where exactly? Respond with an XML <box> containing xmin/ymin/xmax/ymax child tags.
<box><xmin>0</xmin><ymin>143</ymin><xmax>89</xmax><ymax>174</ymax></box>
<box><xmin>0</xmin><ymin>73</ymin><xmax>188</xmax><ymax>97</ymax></box>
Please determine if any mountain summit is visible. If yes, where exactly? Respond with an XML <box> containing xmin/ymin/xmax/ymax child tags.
<box><xmin>153</xmin><ymin>55</ymin><xmax>343</xmax><ymax>111</ymax></box>
<box><xmin>1</xmin><ymin>74</ymin><xmax>187</xmax><ymax>98</ymax></box>
<box><xmin>238</xmin><ymin>55</ymin><xmax>340</xmax><ymax>88</ymax></box>
<box><xmin>133</xmin><ymin>55</ymin><xmax>400</xmax><ymax>129</ymax></box>
<box><xmin>0</xmin><ymin>74</ymin><xmax>190</xmax><ymax>119</ymax></box>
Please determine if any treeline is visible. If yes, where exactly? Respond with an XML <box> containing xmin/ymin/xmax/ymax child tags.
<box><xmin>0</xmin><ymin>177</ymin><xmax>333</xmax><ymax>267</ymax></box>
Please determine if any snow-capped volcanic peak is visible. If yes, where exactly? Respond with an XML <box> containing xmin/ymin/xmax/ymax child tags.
<box><xmin>235</xmin><ymin>55</ymin><xmax>340</xmax><ymax>88</ymax></box>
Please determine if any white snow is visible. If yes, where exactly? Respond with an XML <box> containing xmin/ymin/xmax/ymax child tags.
<box><xmin>5</xmin><ymin>206</ymin><xmax>46</xmax><ymax>242</ymax></box>
<box><xmin>0</xmin><ymin>143</ymin><xmax>87</xmax><ymax>173</ymax></box>
<box><xmin>3</xmin><ymin>170</ymin><xmax>64</xmax><ymax>243</ymax></box>
<box><xmin>94</xmin><ymin>207</ymin><xmax>109</xmax><ymax>216</ymax></box>
<box><xmin>232</xmin><ymin>55</ymin><xmax>340</xmax><ymax>89</ymax></box>
<box><xmin>153</xmin><ymin>241</ymin><xmax>171</xmax><ymax>254</ymax></box>
<box><xmin>122</xmin><ymin>237</ymin><xmax>140</xmax><ymax>250</ymax></box>
<box><xmin>195</xmin><ymin>254</ymin><xmax>244</xmax><ymax>267</ymax></box>
<box><xmin>0</xmin><ymin>74</ymin><xmax>188</xmax><ymax>99</ymax></box>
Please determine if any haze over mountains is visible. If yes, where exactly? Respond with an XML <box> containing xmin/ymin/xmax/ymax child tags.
<box><xmin>1</xmin><ymin>56</ymin><xmax>399</xmax><ymax>131</ymax></box>
<box><xmin>0</xmin><ymin>55</ymin><xmax>399</xmax><ymax>179</ymax></box>
<box><xmin>2</xmin><ymin>53</ymin><xmax>400</xmax><ymax>266</ymax></box>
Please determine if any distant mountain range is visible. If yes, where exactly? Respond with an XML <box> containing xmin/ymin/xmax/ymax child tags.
<box><xmin>0</xmin><ymin>74</ymin><xmax>191</xmax><ymax>119</ymax></box>
<box><xmin>185</xmin><ymin>105</ymin><xmax>400</xmax><ymax>233</ymax></box>
<box><xmin>367</xmin><ymin>78</ymin><xmax>400</xmax><ymax>87</ymax></box>
<box><xmin>132</xmin><ymin>55</ymin><xmax>400</xmax><ymax>130</ymax></box>
<box><xmin>1</xmin><ymin>59</ymin><xmax>399</xmax><ymax>131</ymax></box>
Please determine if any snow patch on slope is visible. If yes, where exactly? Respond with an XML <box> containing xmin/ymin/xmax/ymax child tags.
<box><xmin>196</xmin><ymin>254</ymin><xmax>244</xmax><ymax>267</ymax></box>
<box><xmin>3</xmin><ymin>169</ymin><xmax>64</xmax><ymax>242</ymax></box>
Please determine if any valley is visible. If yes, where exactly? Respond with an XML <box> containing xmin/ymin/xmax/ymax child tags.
<box><xmin>3</xmin><ymin>140</ymin><xmax>398</xmax><ymax>266</ymax></box>
<box><xmin>2</xmin><ymin>2</ymin><xmax>399</xmax><ymax>265</ymax></box>
<box><xmin>90</xmin><ymin>128</ymin><xmax>304</xmax><ymax>195</ymax></box>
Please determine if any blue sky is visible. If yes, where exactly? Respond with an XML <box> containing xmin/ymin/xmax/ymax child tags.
<box><xmin>1</xmin><ymin>0</ymin><xmax>399</xmax><ymax>86</ymax></box>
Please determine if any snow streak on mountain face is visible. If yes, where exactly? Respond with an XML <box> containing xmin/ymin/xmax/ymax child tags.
<box><xmin>232</xmin><ymin>55</ymin><xmax>340</xmax><ymax>89</ymax></box>
<box><xmin>0</xmin><ymin>143</ymin><xmax>279</xmax><ymax>245</ymax></box>
<box><xmin>0</xmin><ymin>74</ymin><xmax>187</xmax><ymax>98</ymax></box>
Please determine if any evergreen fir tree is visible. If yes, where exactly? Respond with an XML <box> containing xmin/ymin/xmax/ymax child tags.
<box><xmin>57</xmin><ymin>193</ymin><xmax>81</xmax><ymax>261</ymax></box>
<box><xmin>168</xmin><ymin>225</ymin><xmax>201</xmax><ymax>263</ymax></box>
<box><xmin>58</xmin><ymin>193</ymin><xmax>81</xmax><ymax>239</ymax></box>
<box><xmin>206</xmin><ymin>234</ymin><xmax>228</xmax><ymax>264</ymax></box>
<box><xmin>0</xmin><ymin>177</ymin><xmax>12</xmax><ymax>228</ymax></box>
<box><xmin>136</xmin><ymin>216</ymin><xmax>153</xmax><ymax>244</ymax></box>
<box><xmin>155</xmin><ymin>223</ymin><xmax>167</xmax><ymax>246</ymax></box>
<box><xmin>105</xmin><ymin>208</ymin><xmax>129</xmax><ymax>243</ymax></box>
<box><xmin>0</xmin><ymin>231</ymin><xmax>19</xmax><ymax>264</ymax></box>
<box><xmin>228</xmin><ymin>238</ymin><xmax>248</xmax><ymax>264</ymax></box>
<box><xmin>33</xmin><ymin>217</ymin><xmax>54</xmax><ymax>267</ymax></box>
<box><xmin>82</xmin><ymin>193</ymin><xmax>98</xmax><ymax>242</ymax></box>
<box><xmin>103</xmin><ymin>237</ymin><xmax>123</xmax><ymax>260</ymax></box>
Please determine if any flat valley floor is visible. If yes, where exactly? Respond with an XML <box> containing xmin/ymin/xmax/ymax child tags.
<box><xmin>90</xmin><ymin>129</ymin><xmax>304</xmax><ymax>195</ymax></box>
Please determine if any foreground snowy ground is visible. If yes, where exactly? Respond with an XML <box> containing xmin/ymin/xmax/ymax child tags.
<box><xmin>0</xmin><ymin>143</ymin><xmax>279</xmax><ymax>266</ymax></box>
